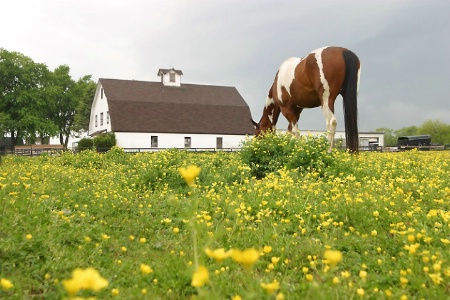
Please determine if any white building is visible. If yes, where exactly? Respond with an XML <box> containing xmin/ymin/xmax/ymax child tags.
<box><xmin>88</xmin><ymin>68</ymin><xmax>254</xmax><ymax>150</ymax></box>
<box><xmin>277</xmin><ymin>129</ymin><xmax>385</xmax><ymax>149</ymax></box>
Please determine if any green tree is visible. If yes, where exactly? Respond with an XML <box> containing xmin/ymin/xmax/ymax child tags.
<box><xmin>418</xmin><ymin>119</ymin><xmax>450</xmax><ymax>145</ymax></box>
<box><xmin>47</xmin><ymin>65</ymin><xmax>79</xmax><ymax>148</ymax></box>
<box><xmin>375</xmin><ymin>127</ymin><xmax>396</xmax><ymax>146</ymax></box>
<box><xmin>0</xmin><ymin>48</ymin><xmax>57</xmax><ymax>145</ymax></box>
<box><xmin>394</xmin><ymin>126</ymin><xmax>419</xmax><ymax>138</ymax></box>
<box><xmin>73</xmin><ymin>75</ymin><xmax>96</xmax><ymax>132</ymax></box>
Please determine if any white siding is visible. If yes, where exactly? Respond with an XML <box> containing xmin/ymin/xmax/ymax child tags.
<box><xmin>115</xmin><ymin>132</ymin><xmax>249</xmax><ymax>149</ymax></box>
<box><xmin>161</xmin><ymin>71</ymin><xmax>182</xmax><ymax>87</ymax></box>
<box><xmin>89</xmin><ymin>84</ymin><xmax>112</xmax><ymax>135</ymax></box>
<box><xmin>278</xmin><ymin>130</ymin><xmax>385</xmax><ymax>147</ymax></box>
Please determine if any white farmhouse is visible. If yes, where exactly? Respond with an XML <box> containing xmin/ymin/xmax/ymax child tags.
<box><xmin>88</xmin><ymin>68</ymin><xmax>254</xmax><ymax>150</ymax></box>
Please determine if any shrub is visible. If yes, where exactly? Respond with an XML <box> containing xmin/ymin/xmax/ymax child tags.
<box><xmin>94</xmin><ymin>132</ymin><xmax>117</xmax><ymax>152</ymax></box>
<box><xmin>77</xmin><ymin>137</ymin><xmax>94</xmax><ymax>151</ymax></box>
<box><xmin>76</xmin><ymin>133</ymin><xmax>117</xmax><ymax>152</ymax></box>
<box><xmin>240</xmin><ymin>131</ymin><xmax>335</xmax><ymax>178</ymax></box>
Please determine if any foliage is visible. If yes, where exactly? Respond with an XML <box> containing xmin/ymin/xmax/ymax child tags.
<box><xmin>375</xmin><ymin>127</ymin><xmax>396</xmax><ymax>146</ymax></box>
<box><xmin>418</xmin><ymin>119</ymin><xmax>450</xmax><ymax>145</ymax></box>
<box><xmin>94</xmin><ymin>132</ymin><xmax>117</xmax><ymax>152</ymax></box>
<box><xmin>77</xmin><ymin>136</ymin><xmax>94</xmax><ymax>151</ymax></box>
<box><xmin>376</xmin><ymin>119</ymin><xmax>450</xmax><ymax>146</ymax></box>
<box><xmin>77</xmin><ymin>133</ymin><xmax>117</xmax><ymax>152</ymax></box>
<box><xmin>239</xmin><ymin>131</ymin><xmax>335</xmax><ymax>178</ymax></box>
<box><xmin>0</xmin><ymin>48</ymin><xmax>56</xmax><ymax>144</ymax></box>
<box><xmin>0</xmin><ymin>48</ymin><xmax>95</xmax><ymax>147</ymax></box>
<box><xmin>1</xmin><ymin>150</ymin><xmax>450</xmax><ymax>299</ymax></box>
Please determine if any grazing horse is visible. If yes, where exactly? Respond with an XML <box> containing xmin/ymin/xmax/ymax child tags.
<box><xmin>252</xmin><ymin>46</ymin><xmax>361</xmax><ymax>153</ymax></box>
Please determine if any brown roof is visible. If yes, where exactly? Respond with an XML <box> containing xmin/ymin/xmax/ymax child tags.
<box><xmin>99</xmin><ymin>78</ymin><xmax>254</xmax><ymax>135</ymax></box>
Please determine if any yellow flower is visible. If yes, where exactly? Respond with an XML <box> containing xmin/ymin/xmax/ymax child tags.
<box><xmin>205</xmin><ymin>248</ymin><xmax>233</xmax><ymax>262</ymax></box>
<box><xmin>263</xmin><ymin>245</ymin><xmax>273</xmax><ymax>254</ymax></box>
<box><xmin>231</xmin><ymin>248</ymin><xmax>260</xmax><ymax>270</ymax></box>
<box><xmin>359</xmin><ymin>270</ymin><xmax>368</xmax><ymax>281</ymax></box>
<box><xmin>429</xmin><ymin>273</ymin><xmax>443</xmax><ymax>285</ymax></box>
<box><xmin>323</xmin><ymin>250</ymin><xmax>342</xmax><ymax>267</ymax></box>
<box><xmin>111</xmin><ymin>288</ymin><xmax>119</xmax><ymax>296</ymax></box>
<box><xmin>25</xmin><ymin>234</ymin><xmax>32</xmax><ymax>240</ymax></box>
<box><xmin>400</xmin><ymin>276</ymin><xmax>408</xmax><ymax>286</ymax></box>
<box><xmin>191</xmin><ymin>266</ymin><xmax>209</xmax><ymax>287</ymax></box>
<box><xmin>140</xmin><ymin>264</ymin><xmax>154</xmax><ymax>275</ymax></box>
<box><xmin>178</xmin><ymin>165</ymin><xmax>201</xmax><ymax>187</ymax></box>
<box><xmin>260</xmin><ymin>279</ymin><xmax>280</xmax><ymax>295</ymax></box>
<box><xmin>62</xmin><ymin>268</ymin><xmax>109</xmax><ymax>296</ymax></box>
<box><xmin>172</xmin><ymin>227</ymin><xmax>180</xmax><ymax>233</ymax></box>
<box><xmin>139</xmin><ymin>237</ymin><xmax>146</xmax><ymax>244</ymax></box>
<box><xmin>271</xmin><ymin>256</ymin><xmax>281</xmax><ymax>264</ymax></box>
<box><xmin>357</xmin><ymin>288</ymin><xmax>364</xmax><ymax>297</ymax></box>
<box><xmin>1</xmin><ymin>278</ymin><xmax>13</xmax><ymax>290</ymax></box>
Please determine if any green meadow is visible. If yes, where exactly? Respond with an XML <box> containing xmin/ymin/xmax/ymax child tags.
<box><xmin>1</xmin><ymin>135</ymin><xmax>450</xmax><ymax>299</ymax></box>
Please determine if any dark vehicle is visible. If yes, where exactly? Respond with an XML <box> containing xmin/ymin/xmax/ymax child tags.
<box><xmin>397</xmin><ymin>135</ymin><xmax>431</xmax><ymax>150</ymax></box>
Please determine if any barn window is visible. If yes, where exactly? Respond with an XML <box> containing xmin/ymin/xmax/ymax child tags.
<box><xmin>95</xmin><ymin>115</ymin><xmax>98</xmax><ymax>127</ymax></box>
<box><xmin>106</xmin><ymin>111</ymin><xmax>110</xmax><ymax>124</ymax></box>
<box><xmin>101</xmin><ymin>88</ymin><xmax>104</xmax><ymax>99</ymax></box>
<box><xmin>184</xmin><ymin>137</ymin><xmax>191</xmax><ymax>148</ymax></box>
<box><xmin>170</xmin><ymin>72</ymin><xmax>176</xmax><ymax>82</ymax></box>
<box><xmin>216</xmin><ymin>137</ymin><xmax>223</xmax><ymax>149</ymax></box>
<box><xmin>100</xmin><ymin>112</ymin><xmax>104</xmax><ymax>126</ymax></box>
<box><xmin>151</xmin><ymin>136</ymin><xmax>158</xmax><ymax>148</ymax></box>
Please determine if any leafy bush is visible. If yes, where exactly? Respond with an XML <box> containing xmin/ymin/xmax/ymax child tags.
<box><xmin>76</xmin><ymin>132</ymin><xmax>117</xmax><ymax>152</ymax></box>
<box><xmin>240</xmin><ymin>131</ymin><xmax>335</xmax><ymax>178</ymax></box>
<box><xmin>77</xmin><ymin>137</ymin><xmax>94</xmax><ymax>151</ymax></box>
<box><xmin>94</xmin><ymin>132</ymin><xmax>117</xmax><ymax>152</ymax></box>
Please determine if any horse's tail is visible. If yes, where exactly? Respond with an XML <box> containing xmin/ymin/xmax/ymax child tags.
<box><xmin>341</xmin><ymin>49</ymin><xmax>360</xmax><ymax>153</ymax></box>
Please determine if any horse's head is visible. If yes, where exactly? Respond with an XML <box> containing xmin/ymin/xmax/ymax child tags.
<box><xmin>251</xmin><ymin>119</ymin><xmax>262</xmax><ymax>136</ymax></box>
<box><xmin>251</xmin><ymin>118</ymin><xmax>274</xmax><ymax>136</ymax></box>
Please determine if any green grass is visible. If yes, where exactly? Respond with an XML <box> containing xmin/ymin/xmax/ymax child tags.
<box><xmin>1</xmin><ymin>145</ymin><xmax>450</xmax><ymax>299</ymax></box>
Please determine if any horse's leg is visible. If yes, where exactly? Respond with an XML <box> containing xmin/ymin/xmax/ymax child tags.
<box><xmin>283</xmin><ymin>106</ymin><xmax>302</xmax><ymax>137</ymax></box>
<box><xmin>321</xmin><ymin>100</ymin><xmax>337</xmax><ymax>152</ymax></box>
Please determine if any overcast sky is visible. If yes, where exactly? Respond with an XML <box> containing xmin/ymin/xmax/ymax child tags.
<box><xmin>2</xmin><ymin>0</ymin><xmax>449</xmax><ymax>132</ymax></box>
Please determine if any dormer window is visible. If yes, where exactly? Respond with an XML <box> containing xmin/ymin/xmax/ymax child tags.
<box><xmin>157</xmin><ymin>68</ymin><xmax>183</xmax><ymax>87</ymax></box>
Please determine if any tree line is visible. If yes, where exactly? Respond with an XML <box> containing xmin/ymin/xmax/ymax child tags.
<box><xmin>2</xmin><ymin>48</ymin><xmax>449</xmax><ymax>150</ymax></box>
<box><xmin>376</xmin><ymin>119</ymin><xmax>450</xmax><ymax>146</ymax></box>
<box><xmin>0</xmin><ymin>48</ymin><xmax>96</xmax><ymax>148</ymax></box>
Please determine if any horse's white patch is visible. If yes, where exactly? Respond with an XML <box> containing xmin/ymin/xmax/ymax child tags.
<box><xmin>265</xmin><ymin>96</ymin><xmax>274</xmax><ymax>123</ymax></box>
<box><xmin>290</xmin><ymin>121</ymin><xmax>299</xmax><ymax>135</ymax></box>
<box><xmin>313</xmin><ymin>47</ymin><xmax>330</xmax><ymax>105</ymax></box>
<box><xmin>276</xmin><ymin>57</ymin><xmax>302</xmax><ymax>104</ymax></box>
<box><xmin>321</xmin><ymin>104</ymin><xmax>337</xmax><ymax>152</ymax></box>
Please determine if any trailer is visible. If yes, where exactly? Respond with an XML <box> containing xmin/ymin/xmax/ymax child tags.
<box><xmin>397</xmin><ymin>135</ymin><xmax>433</xmax><ymax>151</ymax></box>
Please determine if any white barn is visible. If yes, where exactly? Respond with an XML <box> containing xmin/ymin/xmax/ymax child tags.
<box><xmin>88</xmin><ymin>69</ymin><xmax>254</xmax><ymax>150</ymax></box>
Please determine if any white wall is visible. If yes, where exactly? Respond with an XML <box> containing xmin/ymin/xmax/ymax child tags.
<box><xmin>115</xmin><ymin>132</ymin><xmax>250</xmax><ymax>149</ymax></box>
<box><xmin>161</xmin><ymin>71</ymin><xmax>182</xmax><ymax>87</ymax></box>
<box><xmin>278</xmin><ymin>130</ymin><xmax>385</xmax><ymax>147</ymax></box>
<box><xmin>89</xmin><ymin>84</ymin><xmax>112</xmax><ymax>135</ymax></box>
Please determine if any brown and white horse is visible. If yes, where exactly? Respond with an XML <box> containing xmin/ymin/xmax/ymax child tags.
<box><xmin>252</xmin><ymin>46</ymin><xmax>361</xmax><ymax>153</ymax></box>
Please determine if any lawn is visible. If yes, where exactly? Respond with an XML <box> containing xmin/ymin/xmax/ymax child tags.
<box><xmin>1</xmin><ymin>137</ymin><xmax>449</xmax><ymax>299</ymax></box>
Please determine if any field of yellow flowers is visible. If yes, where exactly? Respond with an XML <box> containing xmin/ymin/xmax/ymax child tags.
<box><xmin>1</xmin><ymin>138</ymin><xmax>450</xmax><ymax>299</ymax></box>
